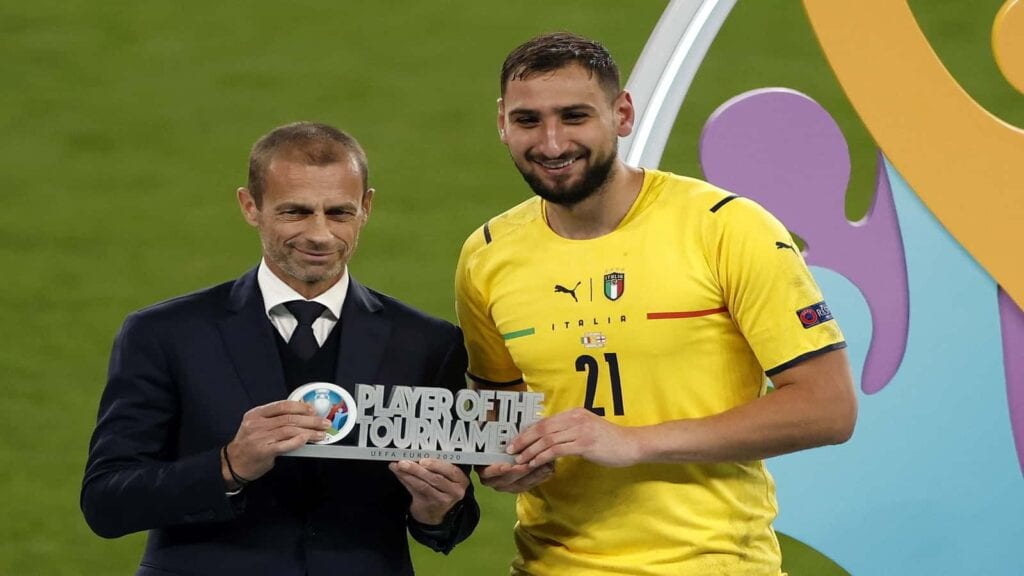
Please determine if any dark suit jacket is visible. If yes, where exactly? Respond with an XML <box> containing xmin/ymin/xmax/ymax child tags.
<box><xmin>82</xmin><ymin>268</ymin><xmax>479</xmax><ymax>576</ymax></box>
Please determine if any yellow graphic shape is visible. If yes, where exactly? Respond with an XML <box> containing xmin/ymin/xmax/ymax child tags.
<box><xmin>994</xmin><ymin>0</ymin><xmax>1024</xmax><ymax>94</ymax></box>
<box><xmin>803</xmin><ymin>0</ymin><xmax>1024</xmax><ymax>308</ymax></box>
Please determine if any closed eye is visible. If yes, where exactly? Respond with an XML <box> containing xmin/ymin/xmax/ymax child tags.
<box><xmin>278</xmin><ymin>208</ymin><xmax>313</xmax><ymax>220</ymax></box>
<box><xmin>563</xmin><ymin>111</ymin><xmax>589</xmax><ymax>123</ymax></box>
<box><xmin>326</xmin><ymin>207</ymin><xmax>358</xmax><ymax>221</ymax></box>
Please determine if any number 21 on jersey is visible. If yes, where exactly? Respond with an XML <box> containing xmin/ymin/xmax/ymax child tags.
<box><xmin>576</xmin><ymin>352</ymin><xmax>625</xmax><ymax>416</ymax></box>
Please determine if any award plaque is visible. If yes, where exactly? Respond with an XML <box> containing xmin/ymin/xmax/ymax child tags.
<box><xmin>286</xmin><ymin>383</ymin><xmax>544</xmax><ymax>465</ymax></box>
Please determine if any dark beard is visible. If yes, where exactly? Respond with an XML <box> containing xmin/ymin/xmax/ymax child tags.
<box><xmin>516</xmin><ymin>149</ymin><xmax>617</xmax><ymax>207</ymax></box>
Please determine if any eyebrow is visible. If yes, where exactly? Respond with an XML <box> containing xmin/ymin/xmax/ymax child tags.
<box><xmin>273</xmin><ymin>201</ymin><xmax>358</xmax><ymax>212</ymax></box>
<box><xmin>507</xmin><ymin>103</ymin><xmax>598</xmax><ymax>117</ymax></box>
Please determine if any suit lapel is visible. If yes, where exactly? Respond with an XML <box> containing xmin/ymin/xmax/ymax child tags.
<box><xmin>334</xmin><ymin>277</ymin><xmax>392</xmax><ymax>398</ymax></box>
<box><xmin>219</xmin><ymin>268</ymin><xmax>288</xmax><ymax>407</ymax></box>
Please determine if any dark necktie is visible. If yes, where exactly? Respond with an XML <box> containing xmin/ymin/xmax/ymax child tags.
<box><xmin>284</xmin><ymin>300</ymin><xmax>327</xmax><ymax>360</ymax></box>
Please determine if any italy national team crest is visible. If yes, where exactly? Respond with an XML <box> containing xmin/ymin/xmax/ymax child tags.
<box><xmin>604</xmin><ymin>272</ymin><xmax>625</xmax><ymax>301</ymax></box>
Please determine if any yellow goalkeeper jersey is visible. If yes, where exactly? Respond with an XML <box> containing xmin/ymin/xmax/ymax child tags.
<box><xmin>455</xmin><ymin>170</ymin><xmax>845</xmax><ymax>575</ymax></box>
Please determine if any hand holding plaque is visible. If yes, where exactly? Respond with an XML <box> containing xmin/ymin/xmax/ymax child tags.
<box><xmin>223</xmin><ymin>400</ymin><xmax>332</xmax><ymax>485</ymax></box>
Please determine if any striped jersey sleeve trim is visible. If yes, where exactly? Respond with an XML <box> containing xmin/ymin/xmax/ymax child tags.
<box><xmin>502</xmin><ymin>327</ymin><xmax>535</xmax><ymax>340</ymax></box>
<box><xmin>764</xmin><ymin>341</ymin><xmax>848</xmax><ymax>377</ymax></box>
<box><xmin>647</xmin><ymin>307</ymin><xmax>729</xmax><ymax>320</ymax></box>
<box><xmin>466</xmin><ymin>372</ymin><xmax>523</xmax><ymax>388</ymax></box>
<box><xmin>483</xmin><ymin>221</ymin><xmax>492</xmax><ymax>244</ymax></box>
<box><xmin>709</xmin><ymin>195</ymin><xmax>739</xmax><ymax>213</ymax></box>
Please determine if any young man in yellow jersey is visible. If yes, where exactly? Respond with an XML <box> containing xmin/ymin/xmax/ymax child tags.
<box><xmin>455</xmin><ymin>33</ymin><xmax>857</xmax><ymax>575</ymax></box>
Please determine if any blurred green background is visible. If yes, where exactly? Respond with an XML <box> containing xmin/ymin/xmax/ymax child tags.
<box><xmin>2</xmin><ymin>1</ymin><xmax>1019</xmax><ymax>574</ymax></box>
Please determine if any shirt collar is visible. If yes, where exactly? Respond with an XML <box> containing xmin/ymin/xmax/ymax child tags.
<box><xmin>256</xmin><ymin>259</ymin><xmax>348</xmax><ymax>320</ymax></box>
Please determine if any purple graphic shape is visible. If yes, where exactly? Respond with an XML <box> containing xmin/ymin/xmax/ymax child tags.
<box><xmin>998</xmin><ymin>288</ymin><xmax>1024</xmax><ymax>475</ymax></box>
<box><xmin>699</xmin><ymin>88</ymin><xmax>908</xmax><ymax>394</ymax></box>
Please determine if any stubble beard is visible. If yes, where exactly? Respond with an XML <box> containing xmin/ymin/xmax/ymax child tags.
<box><xmin>265</xmin><ymin>238</ymin><xmax>348</xmax><ymax>287</ymax></box>
<box><xmin>516</xmin><ymin>145</ymin><xmax>618</xmax><ymax>208</ymax></box>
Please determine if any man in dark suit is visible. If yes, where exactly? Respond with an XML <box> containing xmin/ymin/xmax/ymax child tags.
<box><xmin>82</xmin><ymin>121</ymin><xmax>479</xmax><ymax>575</ymax></box>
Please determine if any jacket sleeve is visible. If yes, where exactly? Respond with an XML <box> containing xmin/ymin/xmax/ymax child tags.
<box><xmin>408</xmin><ymin>324</ymin><xmax>480</xmax><ymax>553</ymax></box>
<box><xmin>407</xmin><ymin>482</ymin><xmax>481</xmax><ymax>554</ymax></box>
<box><xmin>80</xmin><ymin>313</ymin><xmax>238</xmax><ymax>538</ymax></box>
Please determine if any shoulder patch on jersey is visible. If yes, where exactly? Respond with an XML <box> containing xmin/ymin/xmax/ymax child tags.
<box><xmin>796</xmin><ymin>301</ymin><xmax>835</xmax><ymax>328</ymax></box>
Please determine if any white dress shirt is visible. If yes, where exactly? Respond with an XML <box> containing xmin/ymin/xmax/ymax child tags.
<box><xmin>257</xmin><ymin>259</ymin><xmax>349</xmax><ymax>345</ymax></box>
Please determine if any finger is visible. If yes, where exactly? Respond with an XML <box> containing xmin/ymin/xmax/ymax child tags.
<box><xmin>411</xmin><ymin>464</ymin><xmax>468</xmax><ymax>499</ymax></box>
<box><xmin>266</xmin><ymin>413</ymin><xmax>333</xmax><ymax>431</ymax></box>
<box><xmin>523</xmin><ymin>437</ymin><xmax>581</xmax><ymax>469</ymax></box>
<box><xmin>236</xmin><ymin>403</ymin><xmax>324</xmax><ymax>443</ymax></box>
<box><xmin>271</xmin><ymin>431</ymin><xmax>321</xmax><ymax>454</ymax></box>
<box><xmin>265</xmin><ymin>425</ymin><xmax>326</xmax><ymax>446</ymax></box>
<box><xmin>477</xmin><ymin>463</ymin><xmax>534</xmax><ymax>490</ymax></box>
<box><xmin>474</xmin><ymin>463</ymin><xmax>508</xmax><ymax>478</ymax></box>
<box><xmin>227</xmin><ymin>423</ymin><xmax>322</xmax><ymax>475</ymax></box>
<box><xmin>515</xmin><ymin>428</ymin><xmax>577</xmax><ymax>465</ymax></box>
<box><xmin>504</xmin><ymin>463</ymin><xmax>555</xmax><ymax>492</ymax></box>
<box><xmin>486</xmin><ymin>468</ymin><xmax>549</xmax><ymax>493</ymax></box>
<box><xmin>507</xmin><ymin>423</ymin><xmax>543</xmax><ymax>455</ymax></box>
<box><xmin>389</xmin><ymin>465</ymin><xmax>419</xmax><ymax>493</ymax></box>
<box><xmin>475</xmin><ymin>462</ymin><xmax>519</xmax><ymax>481</ymax></box>
<box><xmin>251</xmin><ymin>400</ymin><xmax>316</xmax><ymax>418</ymax></box>
<box><xmin>505</xmin><ymin>459</ymin><xmax>552</xmax><ymax>485</ymax></box>
<box><xmin>390</xmin><ymin>463</ymin><xmax>446</xmax><ymax>497</ymax></box>
<box><xmin>418</xmin><ymin>459</ymin><xmax>469</xmax><ymax>485</ymax></box>
<box><xmin>507</xmin><ymin>411</ymin><xmax>574</xmax><ymax>454</ymax></box>
<box><xmin>394</xmin><ymin>460</ymin><xmax>456</xmax><ymax>492</ymax></box>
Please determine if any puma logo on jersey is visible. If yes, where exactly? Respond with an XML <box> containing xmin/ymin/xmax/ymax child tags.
<box><xmin>554</xmin><ymin>281</ymin><xmax>581</xmax><ymax>302</ymax></box>
<box><xmin>776</xmin><ymin>241</ymin><xmax>797</xmax><ymax>254</ymax></box>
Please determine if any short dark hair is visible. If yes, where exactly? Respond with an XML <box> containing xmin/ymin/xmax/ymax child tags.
<box><xmin>500</xmin><ymin>32</ymin><xmax>620</xmax><ymax>100</ymax></box>
<box><xmin>247</xmin><ymin>121</ymin><xmax>368</xmax><ymax>207</ymax></box>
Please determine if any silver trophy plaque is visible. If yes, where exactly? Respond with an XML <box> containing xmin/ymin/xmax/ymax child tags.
<box><xmin>287</xmin><ymin>383</ymin><xmax>544</xmax><ymax>465</ymax></box>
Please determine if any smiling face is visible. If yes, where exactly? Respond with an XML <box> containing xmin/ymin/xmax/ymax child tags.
<box><xmin>498</xmin><ymin>64</ymin><xmax>634</xmax><ymax>207</ymax></box>
<box><xmin>238</xmin><ymin>153</ymin><xmax>372</xmax><ymax>299</ymax></box>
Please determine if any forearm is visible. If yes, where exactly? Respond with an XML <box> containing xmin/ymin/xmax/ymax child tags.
<box><xmin>81</xmin><ymin>447</ymin><xmax>237</xmax><ymax>538</ymax></box>
<box><xmin>633</xmin><ymin>378</ymin><xmax>856</xmax><ymax>464</ymax></box>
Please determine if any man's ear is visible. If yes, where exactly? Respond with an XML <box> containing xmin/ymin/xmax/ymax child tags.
<box><xmin>614</xmin><ymin>90</ymin><xmax>636</xmax><ymax>138</ymax></box>
<box><xmin>361</xmin><ymin>188</ymin><xmax>375</xmax><ymax>222</ymax></box>
<box><xmin>497</xmin><ymin>98</ymin><xmax>508</xmax><ymax>144</ymax></box>
<box><xmin>237</xmin><ymin>187</ymin><xmax>260</xmax><ymax>227</ymax></box>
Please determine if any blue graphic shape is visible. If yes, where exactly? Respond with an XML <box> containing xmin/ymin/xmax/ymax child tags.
<box><xmin>332</xmin><ymin>407</ymin><xmax>349</xmax><ymax>431</ymax></box>
<box><xmin>770</xmin><ymin>158</ymin><xmax>1023</xmax><ymax>574</ymax></box>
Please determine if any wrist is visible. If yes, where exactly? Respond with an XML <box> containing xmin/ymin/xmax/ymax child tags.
<box><xmin>409</xmin><ymin>507</ymin><xmax>446</xmax><ymax>527</ymax></box>
<box><xmin>410</xmin><ymin>499</ymin><xmax>462</xmax><ymax>528</ymax></box>
<box><xmin>220</xmin><ymin>452</ymin><xmax>239</xmax><ymax>490</ymax></box>
<box><xmin>634</xmin><ymin>420</ymin><xmax>700</xmax><ymax>464</ymax></box>
<box><xmin>629</xmin><ymin>424</ymin><xmax>669</xmax><ymax>465</ymax></box>
<box><xmin>221</xmin><ymin>444</ymin><xmax>252</xmax><ymax>491</ymax></box>
<box><xmin>408</xmin><ymin>499</ymin><xmax>464</xmax><ymax>554</ymax></box>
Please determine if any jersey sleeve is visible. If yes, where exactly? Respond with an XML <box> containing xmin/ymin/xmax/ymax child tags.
<box><xmin>454</xmin><ymin>226</ymin><xmax>524</xmax><ymax>387</ymax></box>
<box><xmin>705</xmin><ymin>197</ymin><xmax>846</xmax><ymax>376</ymax></box>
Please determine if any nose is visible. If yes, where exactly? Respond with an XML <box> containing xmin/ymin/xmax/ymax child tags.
<box><xmin>304</xmin><ymin>212</ymin><xmax>335</xmax><ymax>245</ymax></box>
<box><xmin>536</xmin><ymin>119</ymin><xmax>569</xmax><ymax>158</ymax></box>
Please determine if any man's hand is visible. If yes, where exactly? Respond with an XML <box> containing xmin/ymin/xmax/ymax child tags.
<box><xmin>222</xmin><ymin>400</ymin><xmax>331</xmax><ymax>487</ymax></box>
<box><xmin>475</xmin><ymin>461</ymin><xmax>554</xmax><ymax>493</ymax></box>
<box><xmin>389</xmin><ymin>459</ymin><xmax>469</xmax><ymax>525</ymax></box>
<box><xmin>508</xmin><ymin>408</ymin><xmax>641</xmax><ymax>469</ymax></box>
